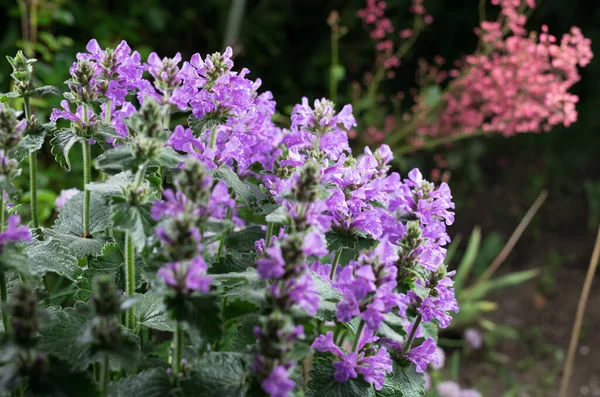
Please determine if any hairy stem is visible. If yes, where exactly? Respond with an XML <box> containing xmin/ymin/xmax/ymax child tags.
<box><xmin>124</xmin><ymin>233</ymin><xmax>135</xmax><ymax>328</ymax></box>
<box><xmin>23</xmin><ymin>97</ymin><xmax>39</xmax><ymax>228</ymax></box>
<box><xmin>82</xmin><ymin>106</ymin><xmax>91</xmax><ymax>236</ymax></box>
<box><xmin>216</xmin><ymin>207</ymin><xmax>233</xmax><ymax>261</ymax></box>
<box><xmin>351</xmin><ymin>320</ymin><xmax>365</xmax><ymax>352</ymax></box>
<box><xmin>402</xmin><ymin>314</ymin><xmax>422</xmax><ymax>355</ymax></box>
<box><xmin>329</xmin><ymin>249</ymin><xmax>343</xmax><ymax>279</ymax></box>
<box><xmin>0</xmin><ymin>191</ymin><xmax>10</xmax><ymax>334</ymax></box>
<box><xmin>172</xmin><ymin>322</ymin><xmax>184</xmax><ymax>374</ymax></box>
<box><xmin>209</xmin><ymin>126</ymin><xmax>218</xmax><ymax>150</ymax></box>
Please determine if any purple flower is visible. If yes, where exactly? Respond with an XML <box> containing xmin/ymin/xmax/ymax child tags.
<box><xmin>436</xmin><ymin>381</ymin><xmax>462</xmax><ymax>397</ymax></box>
<box><xmin>302</xmin><ymin>231</ymin><xmax>328</xmax><ymax>257</ymax></box>
<box><xmin>464</xmin><ymin>328</ymin><xmax>483</xmax><ymax>350</ymax></box>
<box><xmin>460</xmin><ymin>390</ymin><xmax>483</xmax><ymax>397</ymax></box>
<box><xmin>50</xmin><ymin>100</ymin><xmax>97</xmax><ymax>126</ymax></box>
<box><xmin>157</xmin><ymin>256</ymin><xmax>211</xmax><ymax>294</ymax></box>
<box><xmin>405</xmin><ymin>338</ymin><xmax>439</xmax><ymax>373</ymax></box>
<box><xmin>332</xmin><ymin>352</ymin><xmax>358</xmax><ymax>382</ymax></box>
<box><xmin>0</xmin><ymin>215</ymin><xmax>32</xmax><ymax>249</ymax></box>
<box><xmin>55</xmin><ymin>188</ymin><xmax>79</xmax><ymax>209</ymax></box>
<box><xmin>257</xmin><ymin>243</ymin><xmax>285</xmax><ymax>280</ymax></box>
<box><xmin>261</xmin><ymin>366</ymin><xmax>295</xmax><ymax>397</ymax></box>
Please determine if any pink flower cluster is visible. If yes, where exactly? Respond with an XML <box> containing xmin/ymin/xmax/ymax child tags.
<box><xmin>415</xmin><ymin>0</ymin><xmax>593</xmax><ymax>138</ymax></box>
<box><xmin>357</xmin><ymin>0</ymin><xmax>433</xmax><ymax>70</ymax></box>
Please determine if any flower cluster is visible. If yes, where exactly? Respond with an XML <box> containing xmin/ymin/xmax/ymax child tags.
<box><xmin>152</xmin><ymin>161</ymin><xmax>228</xmax><ymax>295</ymax></box>
<box><xmin>357</xmin><ymin>0</ymin><xmax>432</xmax><ymax>69</ymax></box>
<box><xmin>411</xmin><ymin>0</ymin><xmax>593</xmax><ymax>139</ymax></box>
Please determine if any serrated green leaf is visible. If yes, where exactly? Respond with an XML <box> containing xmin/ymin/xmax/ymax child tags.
<box><xmin>226</xmin><ymin>226</ymin><xmax>265</xmax><ymax>252</ymax></box>
<box><xmin>211</xmin><ymin>253</ymin><xmax>255</xmax><ymax>274</ymax></box>
<box><xmin>111</xmin><ymin>196</ymin><xmax>154</xmax><ymax>252</ymax></box>
<box><xmin>95</xmin><ymin>146</ymin><xmax>138</xmax><ymax>174</ymax></box>
<box><xmin>94</xmin><ymin>122</ymin><xmax>123</xmax><ymax>142</ymax></box>
<box><xmin>214</xmin><ymin>166</ymin><xmax>264</xmax><ymax>208</ymax></box>
<box><xmin>157</xmin><ymin>146</ymin><xmax>185</xmax><ymax>168</ymax></box>
<box><xmin>74</xmin><ymin>242</ymin><xmax>143</xmax><ymax>302</ymax></box>
<box><xmin>134</xmin><ymin>292</ymin><xmax>175</xmax><ymax>332</ymax></box>
<box><xmin>50</xmin><ymin>128</ymin><xmax>84</xmax><ymax>170</ymax></box>
<box><xmin>47</xmin><ymin>192</ymin><xmax>112</xmax><ymax>257</ymax></box>
<box><xmin>188</xmin><ymin>113</ymin><xmax>229</xmax><ymax>136</ymax></box>
<box><xmin>376</xmin><ymin>363</ymin><xmax>424</xmax><ymax>397</ymax></box>
<box><xmin>307</xmin><ymin>358</ymin><xmax>376</xmax><ymax>397</ymax></box>
<box><xmin>8</xmin><ymin>121</ymin><xmax>52</xmax><ymax>162</ymax></box>
<box><xmin>221</xmin><ymin>314</ymin><xmax>260</xmax><ymax>352</ymax></box>
<box><xmin>24</xmin><ymin>238</ymin><xmax>79</xmax><ymax>281</ymax></box>
<box><xmin>37</xmin><ymin>307</ymin><xmax>90</xmax><ymax>369</ymax></box>
<box><xmin>86</xmin><ymin>172</ymin><xmax>134</xmax><ymax>196</ymax></box>
<box><xmin>108</xmin><ymin>368</ymin><xmax>174</xmax><ymax>397</ymax></box>
<box><xmin>178</xmin><ymin>353</ymin><xmax>251</xmax><ymax>397</ymax></box>
<box><xmin>0</xmin><ymin>246</ymin><xmax>31</xmax><ymax>276</ymax></box>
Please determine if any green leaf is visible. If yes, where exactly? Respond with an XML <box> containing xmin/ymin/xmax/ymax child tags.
<box><xmin>178</xmin><ymin>353</ymin><xmax>252</xmax><ymax>397</ymax></box>
<box><xmin>95</xmin><ymin>147</ymin><xmax>138</xmax><ymax>174</ymax></box>
<box><xmin>50</xmin><ymin>128</ymin><xmax>84</xmax><ymax>170</ymax></box>
<box><xmin>94</xmin><ymin>122</ymin><xmax>123</xmax><ymax>142</ymax></box>
<box><xmin>24</xmin><ymin>238</ymin><xmax>79</xmax><ymax>281</ymax></box>
<box><xmin>8</xmin><ymin>121</ymin><xmax>53</xmax><ymax>162</ymax></box>
<box><xmin>86</xmin><ymin>172</ymin><xmax>134</xmax><ymax>196</ymax></box>
<box><xmin>28</xmin><ymin>85</ymin><xmax>60</xmax><ymax>97</ymax></box>
<box><xmin>214</xmin><ymin>166</ymin><xmax>264</xmax><ymax>208</ymax></box>
<box><xmin>211</xmin><ymin>253</ymin><xmax>255</xmax><ymax>274</ymax></box>
<box><xmin>226</xmin><ymin>226</ymin><xmax>265</xmax><ymax>252</ymax></box>
<box><xmin>188</xmin><ymin>113</ymin><xmax>229</xmax><ymax>136</ymax></box>
<box><xmin>307</xmin><ymin>358</ymin><xmax>376</xmax><ymax>397</ymax></box>
<box><xmin>420</xmin><ymin>321</ymin><xmax>438</xmax><ymax>343</ymax></box>
<box><xmin>111</xmin><ymin>196</ymin><xmax>155</xmax><ymax>252</ymax></box>
<box><xmin>31</xmin><ymin>356</ymin><xmax>99</xmax><ymax>397</ymax></box>
<box><xmin>46</xmin><ymin>192</ymin><xmax>112</xmax><ymax>257</ymax></box>
<box><xmin>75</xmin><ymin>242</ymin><xmax>143</xmax><ymax>302</ymax></box>
<box><xmin>166</xmin><ymin>292</ymin><xmax>222</xmax><ymax>345</ymax></box>
<box><xmin>423</xmin><ymin>85</ymin><xmax>443</xmax><ymax>109</ymax></box>
<box><xmin>376</xmin><ymin>362</ymin><xmax>424</xmax><ymax>397</ymax></box>
<box><xmin>464</xmin><ymin>269</ymin><xmax>540</xmax><ymax>301</ymax></box>
<box><xmin>37</xmin><ymin>307</ymin><xmax>90</xmax><ymax>369</ymax></box>
<box><xmin>108</xmin><ymin>368</ymin><xmax>174</xmax><ymax>397</ymax></box>
<box><xmin>453</xmin><ymin>226</ymin><xmax>481</xmax><ymax>292</ymax></box>
<box><xmin>156</xmin><ymin>146</ymin><xmax>186</xmax><ymax>168</ymax></box>
<box><xmin>134</xmin><ymin>292</ymin><xmax>175</xmax><ymax>332</ymax></box>
<box><xmin>221</xmin><ymin>314</ymin><xmax>260</xmax><ymax>352</ymax></box>
<box><xmin>313</xmin><ymin>273</ymin><xmax>342</xmax><ymax>321</ymax></box>
<box><xmin>0</xmin><ymin>246</ymin><xmax>31</xmax><ymax>275</ymax></box>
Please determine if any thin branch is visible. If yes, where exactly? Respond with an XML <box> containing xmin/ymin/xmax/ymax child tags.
<box><xmin>559</xmin><ymin>224</ymin><xmax>600</xmax><ymax>397</ymax></box>
<box><xmin>476</xmin><ymin>189</ymin><xmax>548</xmax><ymax>284</ymax></box>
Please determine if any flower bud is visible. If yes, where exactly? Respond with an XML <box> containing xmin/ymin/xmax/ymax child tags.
<box><xmin>9</xmin><ymin>284</ymin><xmax>40</xmax><ymax>348</ymax></box>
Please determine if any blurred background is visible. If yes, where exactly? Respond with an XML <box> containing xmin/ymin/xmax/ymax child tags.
<box><xmin>1</xmin><ymin>0</ymin><xmax>599</xmax><ymax>395</ymax></box>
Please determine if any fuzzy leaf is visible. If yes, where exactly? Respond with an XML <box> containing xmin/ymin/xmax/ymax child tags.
<box><xmin>134</xmin><ymin>292</ymin><xmax>175</xmax><ymax>332</ymax></box>
<box><xmin>214</xmin><ymin>166</ymin><xmax>264</xmax><ymax>207</ymax></box>
<box><xmin>178</xmin><ymin>353</ymin><xmax>251</xmax><ymax>397</ymax></box>
<box><xmin>224</xmin><ymin>314</ymin><xmax>260</xmax><ymax>352</ymax></box>
<box><xmin>50</xmin><ymin>128</ymin><xmax>84</xmax><ymax>170</ymax></box>
<box><xmin>86</xmin><ymin>172</ymin><xmax>134</xmax><ymax>196</ymax></box>
<box><xmin>313</xmin><ymin>272</ymin><xmax>342</xmax><ymax>321</ymax></box>
<box><xmin>111</xmin><ymin>197</ymin><xmax>154</xmax><ymax>252</ymax></box>
<box><xmin>9</xmin><ymin>121</ymin><xmax>52</xmax><ymax>162</ymax></box>
<box><xmin>108</xmin><ymin>368</ymin><xmax>173</xmax><ymax>397</ymax></box>
<box><xmin>188</xmin><ymin>113</ymin><xmax>229</xmax><ymax>136</ymax></box>
<box><xmin>96</xmin><ymin>147</ymin><xmax>138</xmax><ymax>174</ymax></box>
<box><xmin>376</xmin><ymin>363</ymin><xmax>424</xmax><ymax>397</ymax></box>
<box><xmin>24</xmin><ymin>238</ymin><xmax>79</xmax><ymax>281</ymax></box>
<box><xmin>307</xmin><ymin>358</ymin><xmax>376</xmax><ymax>397</ymax></box>
<box><xmin>0</xmin><ymin>246</ymin><xmax>31</xmax><ymax>275</ymax></box>
<box><xmin>37</xmin><ymin>307</ymin><xmax>90</xmax><ymax>369</ymax></box>
<box><xmin>47</xmin><ymin>192</ymin><xmax>112</xmax><ymax>257</ymax></box>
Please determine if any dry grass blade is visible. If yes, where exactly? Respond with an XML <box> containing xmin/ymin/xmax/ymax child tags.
<box><xmin>558</xmin><ymin>224</ymin><xmax>600</xmax><ymax>397</ymax></box>
<box><xmin>477</xmin><ymin>189</ymin><xmax>548</xmax><ymax>284</ymax></box>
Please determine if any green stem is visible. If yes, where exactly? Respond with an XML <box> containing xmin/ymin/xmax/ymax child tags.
<box><xmin>351</xmin><ymin>320</ymin><xmax>365</xmax><ymax>352</ymax></box>
<box><xmin>172</xmin><ymin>322</ymin><xmax>184</xmax><ymax>374</ymax></box>
<box><xmin>29</xmin><ymin>152</ymin><xmax>38</xmax><ymax>228</ymax></box>
<box><xmin>0</xmin><ymin>272</ymin><xmax>10</xmax><ymax>335</ymax></box>
<box><xmin>101</xmin><ymin>354</ymin><xmax>110</xmax><ymax>395</ymax></box>
<box><xmin>209</xmin><ymin>126</ymin><xmax>217</xmax><ymax>150</ymax></box>
<box><xmin>329</xmin><ymin>249</ymin><xmax>343</xmax><ymax>279</ymax></box>
<box><xmin>265</xmin><ymin>222</ymin><xmax>275</xmax><ymax>245</ymax></box>
<box><xmin>23</xmin><ymin>97</ymin><xmax>39</xmax><ymax>228</ymax></box>
<box><xmin>0</xmin><ymin>192</ymin><xmax>9</xmax><ymax>335</ymax></box>
<box><xmin>105</xmin><ymin>100</ymin><xmax>112</xmax><ymax>123</ymax></box>
<box><xmin>124</xmin><ymin>233</ymin><xmax>135</xmax><ymax>328</ymax></box>
<box><xmin>215</xmin><ymin>207</ymin><xmax>233</xmax><ymax>260</ymax></box>
<box><xmin>134</xmin><ymin>161</ymin><xmax>149</xmax><ymax>188</ymax></box>
<box><xmin>93</xmin><ymin>362</ymin><xmax>100</xmax><ymax>382</ymax></box>
<box><xmin>82</xmin><ymin>106</ymin><xmax>91</xmax><ymax>236</ymax></box>
<box><xmin>401</xmin><ymin>314</ymin><xmax>422</xmax><ymax>355</ymax></box>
